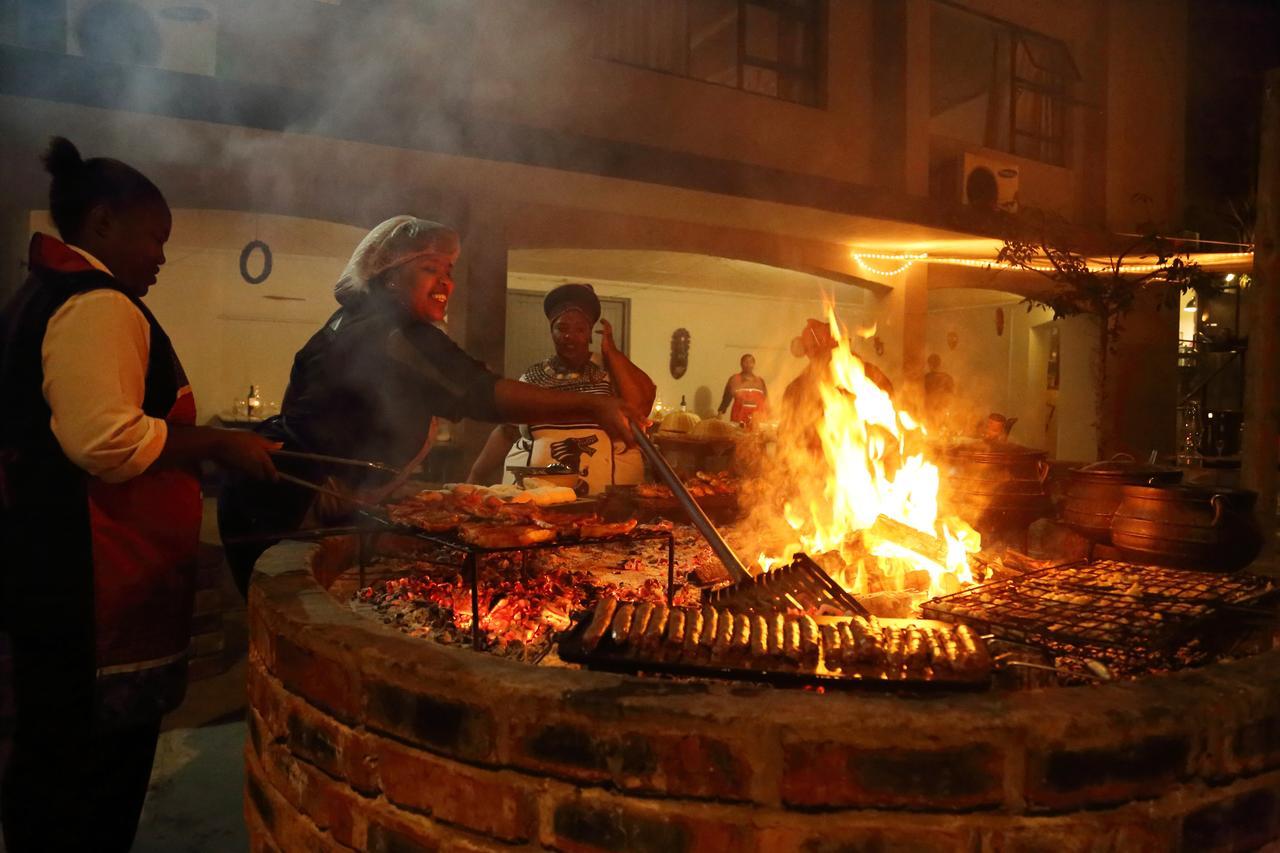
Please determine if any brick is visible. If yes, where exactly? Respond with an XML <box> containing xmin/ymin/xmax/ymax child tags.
<box><xmin>273</xmin><ymin>631</ymin><xmax>362</xmax><ymax>723</ymax></box>
<box><xmin>758</xmin><ymin>823</ymin><xmax>975</xmax><ymax>853</ymax></box>
<box><xmin>1231</xmin><ymin>714</ymin><xmax>1280</xmax><ymax>773</ymax></box>
<box><xmin>981</xmin><ymin>821</ymin><xmax>1177</xmax><ymax>853</ymax></box>
<box><xmin>1182</xmin><ymin>786</ymin><xmax>1280</xmax><ymax>853</ymax></box>
<box><xmin>366</xmin><ymin>679</ymin><xmax>496</xmax><ymax>763</ymax></box>
<box><xmin>514</xmin><ymin>721</ymin><xmax>752</xmax><ymax>801</ymax></box>
<box><xmin>377</xmin><ymin>739</ymin><xmax>539</xmax><ymax>843</ymax></box>
<box><xmin>1026</xmin><ymin>734</ymin><xmax>1190</xmax><ymax>809</ymax></box>
<box><xmin>260</xmin><ymin>739</ymin><xmax>364</xmax><ymax>848</ymax></box>
<box><xmin>547</xmin><ymin>793</ymin><xmax>751</xmax><ymax>853</ymax></box>
<box><xmin>781</xmin><ymin>740</ymin><xmax>1004</xmax><ymax>810</ymax></box>
<box><xmin>365</xmin><ymin>802</ymin><xmax>445</xmax><ymax>853</ymax></box>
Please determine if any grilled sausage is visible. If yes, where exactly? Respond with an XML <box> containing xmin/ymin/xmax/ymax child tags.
<box><xmin>629</xmin><ymin>602</ymin><xmax>655</xmax><ymax>646</ymax></box>
<box><xmin>665</xmin><ymin>608</ymin><xmax>687</xmax><ymax>655</ymax></box>
<box><xmin>643</xmin><ymin>604</ymin><xmax>669</xmax><ymax>650</ymax></box>
<box><xmin>712</xmin><ymin>610</ymin><xmax>735</xmax><ymax>658</ymax></box>
<box><xmin>698</xmin><ymin>608</ymin><xmax>720</xmax><ymax>658</ymax></box>
<box><xmin>609</xmin><ymin>602</ymin><xmax>635</xmax><ymax>646</ymax></box>
<box><xmin>903</xmin><ymin>627</ymin><xmax>927</xmax><ymax>674</ymax></box>
<box><xmin>732</xmin><ymin>612</ymin><xmax>753</xmax><ymax>660</ymax></box>
<box><xmin>954</xmin><ymin>624</ymin><xmax>982</xmax><ymax>673</ymax></box>
<box><xmin>783</xmin><ymin>617</ymin><xmax>802</xmax><ymax>663</ymax></box>
<box><xmin>582</xmin><ymin>597</ymin><xmax>618</xmax><ymax>651</ymax></box>
<box><xmin>749</xmin><ymin>614</ymin><xmax>769</xmax><ymax>662</ymax></box>
<box><xmin>683</xmin><ymin>610</ymin><xmax>705</xmax><ymax>659</ymax></box>
<box><xmin>837</xmin><ymin>622</ymin><xmax>858</xmax><ymax>669</ymax></box>
<box><xmin>799</xmin><ymin>615</ymin><xmax>820</xmax><ymax>668</ymax></box>
<box><xmin>923</xmin><ymin>627</ymin><xmax>949</xmax><ymax>674</ymax></box>
<box><xmin>768</xmin><ymin>613</ymin><xmax>786</xmax><ymax>661</ymax></box>
<box><xmin>820</xmin><ymin>624</ymin><xmax>842</xmax><ymax>672</ymax></box>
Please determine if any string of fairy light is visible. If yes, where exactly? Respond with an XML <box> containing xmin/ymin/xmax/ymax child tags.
<box><xmin>849</xmin><ymin>250</ymin><xmax>1255</xmax><ymax>278</ymax></box>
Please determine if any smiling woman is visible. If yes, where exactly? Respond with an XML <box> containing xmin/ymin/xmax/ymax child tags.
<box><xmin>218</xmin><ymin>218</ymin><xmax>647</xmax><ymax>594</ymax></box>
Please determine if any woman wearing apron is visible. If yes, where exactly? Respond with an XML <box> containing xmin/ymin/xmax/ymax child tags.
<box><xmin>717</xmin><ymin>353</ymin><xmax>769</xmax><ymax>428</ymax></box>
<box><xmin>0</xmin><ymin>138</ymin><xmax>278</xmax><ymax>852</ymax></box>
<box><xmin>467</xmin><ymin>284</ymin><xmax>656</xmax><ymax>494</ymax></box>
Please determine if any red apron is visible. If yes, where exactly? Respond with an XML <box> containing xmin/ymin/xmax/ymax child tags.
<box><xmin>730</xmin><ymin>386</ymin><xmax>768</xmax><ymax>427</ymax></box>
<box><xmin>89</xmin><ymin>383</ymin><xmax>201</xmax><ymax>717</ymax></box>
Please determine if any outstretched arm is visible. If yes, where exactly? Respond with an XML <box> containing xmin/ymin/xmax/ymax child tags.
<box><xmin>493</xmin><ymin>379</ymin><xmax>644</xmax><ymax>445</ymax></box>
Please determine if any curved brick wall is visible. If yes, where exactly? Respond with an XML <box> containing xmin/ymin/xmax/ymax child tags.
<box><xmin>245</xmin><ymin>539</ymin><xmax>1280</xmax><ymax>851</ymax></box>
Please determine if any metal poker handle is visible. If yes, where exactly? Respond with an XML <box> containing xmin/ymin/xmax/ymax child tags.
<box><xmin>270</xmin><ymin>449</ymin><xmax>401</xmax><ymax>476</ymax></box>
<box><xmin>630</xmin><ymin>423</ymin><xmax>750</xmax><ymax>583</ymax></box>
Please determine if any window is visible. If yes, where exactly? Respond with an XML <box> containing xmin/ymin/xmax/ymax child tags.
<box><xmin>595</xmin><ymin>0</ymin><xmax>825</xmax><ymax>107</ymax></box>
<box><xmin>929</xmin><ymin>3</ymin><xmax>1078</xmax><ymax>166</ymax></box>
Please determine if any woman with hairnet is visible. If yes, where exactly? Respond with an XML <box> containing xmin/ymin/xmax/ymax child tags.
<box><xmin>218</xmin><ymin>216</ymin><xmax>643</xmax><ymax>595</ymax></box>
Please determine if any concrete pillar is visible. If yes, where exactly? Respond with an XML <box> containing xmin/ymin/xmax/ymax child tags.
<box><xmin>1102</xmin><ymin>291</ymin><xmax>1178</xmax><ymax>460</ymax></box>
<box><xmin>446</xmin><ymin>201</ymin><xmax>509</xmax><ymax>480</ymax></box>
<box><xmin>869</xmin><ymin>263</ymin><xmax>928</xmax><ymax>408</ymax></box>
<box><xmin>869</xmin><ymin>0</ymin><xmax>930</xmax><ymax>197</ymax></box>
<box><xmin>1241</xmin><ymin>68</ymin><xmax>1280</xmax><ymax>550</ymax></box>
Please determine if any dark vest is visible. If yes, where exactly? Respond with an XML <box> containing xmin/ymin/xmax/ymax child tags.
<box><xmin>0</xmin><ymin>233</ymin><xmax>200</xmax><ymax>727</ymax></box>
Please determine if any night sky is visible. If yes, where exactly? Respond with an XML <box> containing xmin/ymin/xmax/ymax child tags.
<box><xmin>1184</xmin><ymin>0</ymin><xmax>1280</xmax><ymax>244</ymax></box>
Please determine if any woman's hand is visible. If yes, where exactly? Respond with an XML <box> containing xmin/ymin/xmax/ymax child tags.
<box><xmin>213</xmin><ymin>431</ymin><xmax>281</xmax><ymax>481</ymax></box>
<box><xmin>596</xmin><ymin>318</ymin><xmax>618</xmax><ymax>354</ymax></box>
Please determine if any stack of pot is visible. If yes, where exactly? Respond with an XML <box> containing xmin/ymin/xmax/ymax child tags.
<box><xmin>1060</xmin><ymin>456</ymin><xmax>1262</xmax><ymax>572</ymax></box>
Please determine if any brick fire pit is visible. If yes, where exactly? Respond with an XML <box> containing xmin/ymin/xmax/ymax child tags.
<box><xmin>245</xmin><ymin>538</ymin><xmax>1280</xmax><ymax>851</ymax></box>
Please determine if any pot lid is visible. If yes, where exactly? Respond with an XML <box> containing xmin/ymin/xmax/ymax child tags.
<box><xmin>1074</xmin><ymin>458</ymin><xmax>1181</xmax><ymax>479</ymax></box>
<box><xmin>948</xmin><ymin>439</ymin><xmax>1046</xmax><ymax>461</ymax></box>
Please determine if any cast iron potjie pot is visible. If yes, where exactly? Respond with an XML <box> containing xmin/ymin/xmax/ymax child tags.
<box><xmin>944</xmin><ymin>440</ymin><xmax>1053</xmax><ymax>540</ymax></box>
<box><xmin>1111</xmin><ymin>484</ymin><xmax>1263</xmax><ymax>572</ymax></box>
<box><xmin>1060</xmin><ymin>458</ymin><xmax>1183</xmax><ymax>544</ymax></box>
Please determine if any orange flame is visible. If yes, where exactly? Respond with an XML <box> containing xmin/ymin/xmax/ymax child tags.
<box><xmin>757</xmin><ymin>307</ymin><xmax>978</xmax><ymax>596</ymax></box>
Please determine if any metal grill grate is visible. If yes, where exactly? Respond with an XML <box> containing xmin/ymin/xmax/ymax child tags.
<box><xmin>921</xmin><ymin>559</ymin><xmax>1275</xmax><ymax>653</ymax></box>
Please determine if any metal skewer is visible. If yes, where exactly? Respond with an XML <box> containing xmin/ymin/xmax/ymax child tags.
<box><xmin>630</xmin><ymin>423</ymin><xmax>750</xmax><ymax>582</ymax></box>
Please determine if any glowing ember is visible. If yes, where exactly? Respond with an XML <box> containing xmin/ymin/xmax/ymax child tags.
<box><xmin>748</xmin><ymin>308</ymin><xmax>979</xmax><ymax>596</ymax></box>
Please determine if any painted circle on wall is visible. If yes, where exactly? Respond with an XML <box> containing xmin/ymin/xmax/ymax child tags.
<box><xmin>240</xmin><ymin>240</ymin><xmax>273</xmax><ymax>285</ymax></box>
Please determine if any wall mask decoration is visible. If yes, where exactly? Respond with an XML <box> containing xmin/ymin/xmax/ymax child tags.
<box><xmin>670</xmin><ymin>328</ymin><xmax>691</xmax><ymax>379</ymax></box>
<box><xmin>947</xmin><ymin>330</ymin><xmax>959</xmax><ymax>351</ymax></box>
<box><xmin>872</xmin><ymin>335</ymin><xmax>885</xmax><ymax>357</ymax></box>
<box><xmin>995</xmin><ymin>307</ymin><xmax>1005</xmax><ymax>336</ymax></box>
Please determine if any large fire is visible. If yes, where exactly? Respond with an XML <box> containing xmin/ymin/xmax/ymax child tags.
<box><xmin>749</xmin><ymin>309</ymin><xmax>978</xmax><ymax>597</ymax></box>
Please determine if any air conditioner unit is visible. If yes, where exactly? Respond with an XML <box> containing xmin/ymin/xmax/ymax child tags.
<box><xmin>962</xmin><ymin>152</ymin><xmax>1020</xmax><ymax>214</ymax></box>
<box><xmin>66</xmin><ymin>0</ymin><xmax>217</xmax><ymax>77</ymax></box>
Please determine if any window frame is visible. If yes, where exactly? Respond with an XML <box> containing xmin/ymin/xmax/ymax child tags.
<box><xmin>595</xmin><ymin>0</ymin><xmax>828</xmax><ymax>109</ymax></box>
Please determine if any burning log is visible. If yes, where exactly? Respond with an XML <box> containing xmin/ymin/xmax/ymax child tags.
<box><xmin>864</xmin><ymin>514</ymin><xmax>952</xmax><ymax>570</ymax></box>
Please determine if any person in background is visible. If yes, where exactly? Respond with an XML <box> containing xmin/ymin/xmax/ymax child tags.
<box><xmin>219</xmin><ymin>226</ymin><xmax>645</xmax><ymax>592</ymax></box>
<box><xmin>466</xmin><ymin>283</ymin><xmax>656</xmax><ymax>493</ymax></box>
<box><xmin>923</xmin><ymin>352</ymin><xmax>955</xmax><ymax>434</ymax></box>
<box><xmin>0</xmin><ymin>137</ymin><xmax>279</xmax><ymax>852</ymax></box>
<box><xmin>717</xmin><ymin>353</ymin><xmax>769</xmax><ymax>428</ymax></box>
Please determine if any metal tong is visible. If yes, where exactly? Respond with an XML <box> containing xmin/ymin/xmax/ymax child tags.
<box><xmin>630</xmin><ymin>423</ymin><xmax>751</xmax><ymax>582</ymax></box>
<box><xmin>269</xmin><ymin>449</ymin><xmax>401</xmax><ymax>477</ymax></box>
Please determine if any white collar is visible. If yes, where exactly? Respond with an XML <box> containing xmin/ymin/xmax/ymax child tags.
<box><xmin>66</xmin><ymin>244</ymin><xmax>113</xmax><ymax>278</ymax></box>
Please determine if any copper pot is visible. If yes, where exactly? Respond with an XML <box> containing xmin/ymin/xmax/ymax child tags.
<box><xmin>944</xmin><ymin>440</ymin><xmax>1052</xmax><ymax>539</ymax></box>
<box><xmin>1111</xmin><ymin>484</ymin><xmax>1262</xmax><ymax>572</ymax></box>
<box><xmin>1060</xmin><ymin>458</ymin><xmax>1183</xmax><ymax>543</ymax></box>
